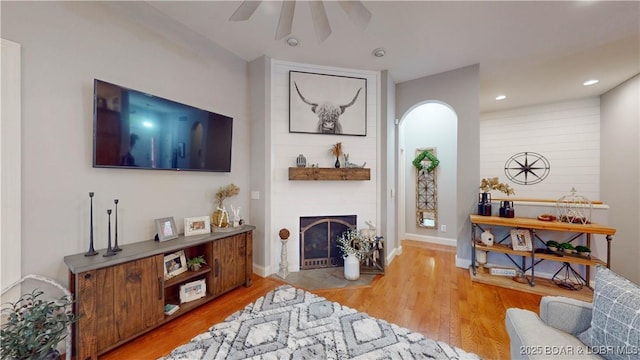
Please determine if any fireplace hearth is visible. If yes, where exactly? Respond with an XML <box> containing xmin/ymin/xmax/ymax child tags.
<box><xmin>299</xmin><ymin>215</ymin><xmax>357</xmax><ymax>270</ymax></box>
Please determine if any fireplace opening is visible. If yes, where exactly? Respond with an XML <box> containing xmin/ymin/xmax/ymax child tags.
<box><xmin>300</xmin><ymin>215</ymin><xmax>357</xmax><ymax>270</ymax></box>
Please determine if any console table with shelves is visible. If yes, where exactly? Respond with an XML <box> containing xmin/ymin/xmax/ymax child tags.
<box><xmin>64</xmin><ymin>225</ymin><xmax>254</xmax><ymax>360</ymax></box>
<box><xmin>469</xmin><ymin>215</ymin><xmax>615</xmax><ymax>301</ymax></box>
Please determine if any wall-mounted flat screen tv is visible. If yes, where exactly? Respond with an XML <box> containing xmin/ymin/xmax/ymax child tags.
<box><xmin>93</xmin><ymin>79</ymin><xmax>233</xmax><ymax>172</ymax></box>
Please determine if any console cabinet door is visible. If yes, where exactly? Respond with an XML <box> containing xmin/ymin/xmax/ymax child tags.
<box><xmin>76</xmin><ymin>255</ymin><xmax>164</xmax><ymax>359</ymax></box>
<box><xmin>210</xmin><ymin>234</ymin><xmax>247</xmax><ymax>296</ymax></box>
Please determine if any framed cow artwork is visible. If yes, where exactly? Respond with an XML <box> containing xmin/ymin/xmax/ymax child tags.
<box><xmin>289</xmin><ymin>71</ymin><xmax>367</xmax><ymax>136</ymax></box>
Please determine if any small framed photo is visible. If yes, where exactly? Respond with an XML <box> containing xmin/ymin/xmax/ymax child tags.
<box><xmin>510</xmin><ymin>229</ymin><xmax>533</xmax><ymax>251</ymax></box>
<box><xmin>155</xmin><ymin>217</ymin><xmax>178</xmax><ymax>242</ymax></box>
<box><xmin>184</xmin><ymin>216</ymin><xmax>211</xmax><ymax>237</ymax></box>
<box><xmin>179</xmin><ymin>278</ymin><xmax>206</xmax><ymax>303</ymax></box>
<box><xmin>164</xmin><ymin>250</ymin><xmax>187</xmax><ymax>279</ymax></box>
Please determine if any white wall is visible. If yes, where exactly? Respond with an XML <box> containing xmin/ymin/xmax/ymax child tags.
<box><xmin>396</xmin><ymin>65</ymin><xmax>480</xmax><ymax>265</ymax></box>
<box><xmin>402</xmin><ymin>103</ymin><xmax>457</xmax><ymax>245</ymax></box>
<box><xmin>269</xmin><ymin>61</ymin><xmax>379</xmax><ymax>274</ymax></box>
<box><xmin>2</xmin><ymin>2</ymin><xmax>250</xmax><ymax>287</ymax></box>
<box><xmin>1</xmin><ymin>39</ymin><xmax>22</xmax><ymax>291</ymax></box>
<box><xmin>481</xmin><ymin>98</ymin><xmax>601</xmax><ymax>201</ymax></box>
<box><xmin>601</xmin><ymin>74</ymin><xmax>640</xmax><ymax>284</ymax></box>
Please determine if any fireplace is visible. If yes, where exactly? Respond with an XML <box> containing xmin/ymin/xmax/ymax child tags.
<box><xmin>299</xmin><ymin>215</ymin><xmax>357</xmax><ymax>270</ymax></box>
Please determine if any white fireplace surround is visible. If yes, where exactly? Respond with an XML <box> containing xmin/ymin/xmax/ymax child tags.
<box><xmin>269</xmin><ymin>62</ymin><xmax>379</xmax><ymax>274</ymax></box>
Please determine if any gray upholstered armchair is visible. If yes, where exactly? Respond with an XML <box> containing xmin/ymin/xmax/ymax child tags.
<box><xmin>505</xmin><ymin>296</ymin><xmax>602</xmax><ymax>359</ymax></box>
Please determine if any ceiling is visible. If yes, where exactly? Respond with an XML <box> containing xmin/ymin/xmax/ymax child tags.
<box><xmin>114</xmin><ymin>1</ymin><xmax>639</xmax><ymax>113</ymax></box>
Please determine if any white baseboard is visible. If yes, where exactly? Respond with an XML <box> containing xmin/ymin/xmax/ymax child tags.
<box><xmin>404</xmin><ymin>233</ymin><xmax>457</xmax><ymax>247</ymax></box>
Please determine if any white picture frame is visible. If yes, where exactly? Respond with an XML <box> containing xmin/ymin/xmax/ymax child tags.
<box><xmin>164</xmin><ymin>250</ymin><xmax>187</xmax><ymax>279</ymax></box>
<box><xmin>184</xmin><ymin>216</ymin><xmax>211</xmax><ymax>237</ymax></box>
<box><xmin>179</xmin><ymin>278</ymin><xmax>206</xmax><ymax>303</ymax></box>
<box><xmin>155</xmin><ymin>217</ymin><xmax>179</xmax><ymax>242</ymax></box>
<box><xmin>510</xmin><ymin>229</ymin><xmax>533</xmax><ymax>251</ymax></box>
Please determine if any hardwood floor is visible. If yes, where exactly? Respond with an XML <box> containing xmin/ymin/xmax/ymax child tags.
<box><xmin>100</xmin><ymin>240</ymin><xmax>542</xmax><ymax>359</ymax></box>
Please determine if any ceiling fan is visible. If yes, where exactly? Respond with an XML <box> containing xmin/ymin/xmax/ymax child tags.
<box><xmin>229</xmin><ymin>0</ymin><xmax>372</xmax><ymax>43</ymax></box>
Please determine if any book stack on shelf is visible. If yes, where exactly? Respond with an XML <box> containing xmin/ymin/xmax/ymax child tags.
<box><xmin>164</xmin><ymin>303</ymin><xmax>180</xmax><ymax>316</ymax></box>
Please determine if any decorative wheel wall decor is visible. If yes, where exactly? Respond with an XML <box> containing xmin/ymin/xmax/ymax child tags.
<box><xmin>504</xmin><ymin>152</ymin><xmax>550</xmax><ymax>185</ymax></box>
<box><xmin>415</xmin><ymin>148</ymin><xmax>438</xmax><ymax>228</ymax></box>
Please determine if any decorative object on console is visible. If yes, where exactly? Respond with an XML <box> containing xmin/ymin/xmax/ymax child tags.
<box><xmin>164</xmin><ymin>250</ymin><xmax>187</xmax><ymax>279</ymax></box>
<box><xmin>212</xmin><ymin>184</ymin><xmax>240</xmax><ymax>228</ymax></box>
<box><xmin>296</xmin><ymin>154</ymin><xmax>306</xmax><ymax>167</ymax></box>
<box><xmin>329</xmin><ymin>142</ymin><xmax>343</xmax><ymax>168</ymax></box>
<box><xmin>559</xmin><ymin>242</ymin><xmax>575</xmax><ymax>254</ymax></box>
<box><xmin>277</xmin><ymin>228</ymin><xmax>290</xmax><ymax>279</ymax></box>
<box><xmin>545</xmin><ymin>240</ymin><xmax>560</xmax><ymax>252</ymax></box>
<box><xmin>112</xmin><ymin>199</ymin><xmax>121</xmax><ymax>252</ymax></box>
<box><xmin>85</xmin><ymin>192</ymin><xmax>98</xmax><ymax>256</ymax></box>
<box><xmin>164</xmin><ymin>304</ymin><xmax>179</xmax><ymax>316</ymax></box>
<box><xmin>556</xmin><ymin>187</ymin><xmax>592</xmax><ymax>224</ymax></box>
<box><xmin>475</xmin><ymin>249</ymin><xmax>487</xmax><ymax>269</ymax></box>
<box><xmin>499</xmin><ymin>200</ymin><xmax>515</xmax><ymax>218</ymax></box>
<box><xmin>289</xmin><ymin>71</ymin><xmax>367</xmax><ymax>136</ymax></box>
<box><xmin>184</xmin><ymin>216</ymin><xmax>210</xmax><ymax>237</ymax></box>
<box><xmin>575</xmin><ymin>245</ymin><xmax>591</xmax><ymax>257</ymax></box>
<box><xmin>536</xmin><ymin>213</ymin><xmax>556</xmax><ymax>221</ymax></box>
<box><xmin>186</xmin><ymin>255</ymin><xmax>206</xmax><ymax>271</ymax></box>
<box><xmin>480</xmin><ymin>228</ymin><xmax>494</xmax><ymax>246</ymax></box>
<box><xmin>103</xmin><ymin>209</ymin><xmax>116</xmax><ymax>257</ymax></box>
<box><xmin>510</xmin><ymin>229</ymin><xmax>532</xmax><ymax>251</ymax></box>
<box><xmin>179</xmin><ymin>279</ymin><xmax>206</xmax><ymax>304</ymax></box>
<box><xmin>229</xmin><ymin>205</ymin><xmax>241</xmax><ymax>227</ymax></box>
<box><xmin>155</xmin><ymin>217</ymin><xmax>179</xmax><ymax>242</ymax></box>
<box><xmin>479</xmin><ymin>177</ymin><xmax>515</xmax><ymax>217</ymax></box>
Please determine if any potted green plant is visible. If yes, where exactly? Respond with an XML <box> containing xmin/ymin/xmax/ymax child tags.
<box><xmin>559</xmin><ymin>242</ymin><xmax>575</xmax><ymax>254</ymax></box>
<box><xmin>1</xmin><ymin>289</ymin><xmax>77</xmax><ymax>360</ymax></box>
<box><xmin>546</xmin><ymin>240</ymin><xmax>560</xmax><ymax>252</ymax></box>
<box><xmin>575</xmin><ymin>245</ymin><xmax>591</xmax><ymax>257</ymax></box>
<box><xmin>186</xmin><ymin>255</ymin><xmax>207</xmax><ymax>271</ymax></box>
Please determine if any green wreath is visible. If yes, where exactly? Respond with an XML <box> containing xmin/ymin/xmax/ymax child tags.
<box><xmin>412</xmin><ymin>150</ymin><xmax>440</xmax><ymax>173</ymax></box>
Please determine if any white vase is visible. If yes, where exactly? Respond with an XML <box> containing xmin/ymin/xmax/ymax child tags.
<box><xmin>480</xmin><ymin>229</ymin><xmax>494</xmax><ymax>246</ymax></box>
<box><xmin>344</xmin><ymin>253</ymin><xmax>360</xmax><ymax>280</ymax></box>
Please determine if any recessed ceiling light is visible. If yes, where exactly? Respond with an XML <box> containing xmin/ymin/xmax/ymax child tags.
<box><xmin>583</xmin><ymin>79</ymin><xmax>599</xmax><ymax>86</ymax></box>
<box><xmin>372</xmin><ymin>48</ymin><xmax>386</xmax><ymax>58</ymax></box>
<box><xmin>495</xmin><ymin>95</ymin><xmax>507</xmax><ymax>101</ymax></box>
<box><xmin>286</xmin><ymin>37</ymin><xmax>299</xmax><ymax>47</ymax></box>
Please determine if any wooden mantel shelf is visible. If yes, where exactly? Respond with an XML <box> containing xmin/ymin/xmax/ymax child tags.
<box><xmin>288</xmin><ymin>167</ymin><xmax>370</xmax><ymax>181</ymax></box>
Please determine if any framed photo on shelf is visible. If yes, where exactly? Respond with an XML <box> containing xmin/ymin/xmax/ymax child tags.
<box><xmin>164</xmin><ymin>250</ymin><xmax>187</xmax><ymax>279</ymax></box>
<box><xmin>184</xmin><ymin>216</ymin><xmax>211</xmax><ymax>237</ymax></box>
<box><xmin>510</xmin><ymin>229</ymin><xmax>533</xmax><ymax>251</ymax></box>
<box><xmin>289</xmin><ymin>71</ymin><xmax>367</xmax><ymax>136</ymax></box>
<box><xmin>155</xmin><ymin>217</ymin><xmax>179</xmax><ymax>242</ymax></box>
<box><xmin>179</xmin><ymin>278</ymin><xmax>206</xmax><ymax>303</ymax></box>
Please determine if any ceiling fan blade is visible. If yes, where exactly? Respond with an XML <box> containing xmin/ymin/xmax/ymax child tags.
<box><xmin>229</xmin><ymin>0</ymin><xmax>262</xmax><ymax>21</ymax></box>
<box><xmin>309</xmin><ymin>1</ymin><xmax>331</xmax><ymax>43</ymax></box>
<box><xmin>275</xmin><ymin>1</ymin><xmax>296</xmax><ymax>40</ymax></box>
<box><xmin>338</xmin><ymin>0</ymin><xmax>372</xmax><ymax>29</ymax></box>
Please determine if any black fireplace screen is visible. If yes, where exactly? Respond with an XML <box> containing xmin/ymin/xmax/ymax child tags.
<box><xmin>299</xmin><ymin>215</ymin><xmax>357</xmax><ymax>269</ymax></box>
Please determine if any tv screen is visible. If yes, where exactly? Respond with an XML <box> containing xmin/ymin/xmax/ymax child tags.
<box><xmin>93</xmin><ymin>79</ymin><xmax>233</xmax><ymax>172</ymax></box>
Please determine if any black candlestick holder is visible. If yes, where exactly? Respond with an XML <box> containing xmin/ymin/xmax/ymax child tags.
<box><xmin>103</xmin><ymin>209</ymin><xmax>117</xmax><ymax>257</ymax></box>
<box><xmin>85</xmin><ymin>192</ymin><xmax>98</xmax><ymax>256</ymax></box>
<box><xmin>112</xmin><ymin>199</ymin><xmax>122</xmax><ymax>252</ymax></box>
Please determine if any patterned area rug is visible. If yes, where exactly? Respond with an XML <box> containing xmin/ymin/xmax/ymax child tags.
<box><xmin>161</xmin><ymin>285</ymin><xmax>480</xmax><ymax>359</ymax></box>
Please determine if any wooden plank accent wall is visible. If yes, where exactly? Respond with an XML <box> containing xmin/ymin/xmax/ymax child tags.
<box><xmin>480</xmin><ymin>98</ymin><xmax>600</xmax><ymax>200</ymax></box>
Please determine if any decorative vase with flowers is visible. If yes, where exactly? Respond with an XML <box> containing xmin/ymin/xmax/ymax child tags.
<box><xmin>479</xmin><ymin>177</ymin><xmax>515</xmax><ymax>216</ymax></box>
<box><xmin>212</xmin><ymin>184</ymin><xmax>240</xmax><ymax>228</ymax></box>
<box><xmin>330</xmin><ymin>142</ymin><xmax>343</xmax><ymax>168</ymax></box>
